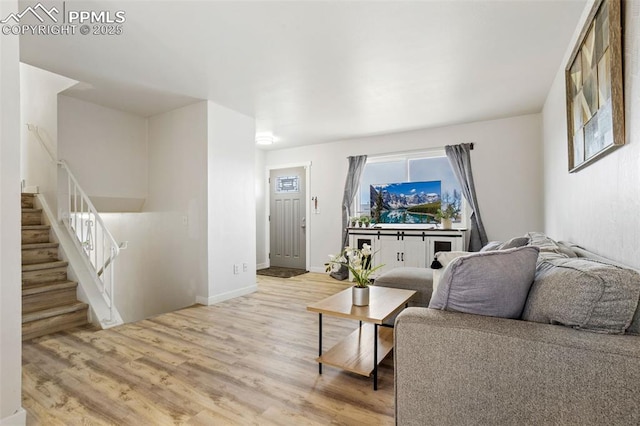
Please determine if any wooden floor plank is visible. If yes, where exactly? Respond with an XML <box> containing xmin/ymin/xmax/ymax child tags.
<box><xmin>23</xmin><ymin>273</ymin><xmax>395</xmax><ymax>425</ymax></box>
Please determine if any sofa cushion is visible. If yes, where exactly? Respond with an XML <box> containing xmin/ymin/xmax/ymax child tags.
<box><xmin>556</xmin><ymin>241</ymin><xmax>578</xmax><ymax>258</ymax></box>
<box><xmin>527</xmin><ymin>231</ymin><xmax>561</xmax><ymax>251</ymax></box>
<box><xmin>526</xmin><ymin>231</ymin><xmax>574</xmax><ymax>259</ymax></box>
<box><xmin>522</xmin><ymin>258</ymin><xmax>640</xmax><ymax>334</ymax></box>
<box><xmin>428</xmin><ymin>246</ymin><xmax>540</xmax><ymax>319</ymax></box>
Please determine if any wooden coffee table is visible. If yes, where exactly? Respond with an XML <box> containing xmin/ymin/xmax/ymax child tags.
<box><xmin>307</xmin><ymin>286</ymin><xmax>415</xmax><ymax>390</ymax></box>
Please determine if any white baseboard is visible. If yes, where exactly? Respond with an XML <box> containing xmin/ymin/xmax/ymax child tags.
<box><xmin>1</xmin><ymin>407</ymin><xmax>26</xmax><ymax>425</ymax></box>
<box><xmin>257</xmin><ymin>262</ymin><xmax>269</xmax><ymax>270</ymax></box>
<box><xmin>196</xmin><ymin>284</ymin><xmax>258</xmax><ymax>306</ymax></box>
<box><xmin>309</xmin><ymin>266</ymin><xmax>326</xmax><ymax>273</ymax></box>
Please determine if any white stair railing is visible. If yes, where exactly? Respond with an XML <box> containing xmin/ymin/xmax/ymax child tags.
<box><xmin>27</xmin><ymin>124</ymin><xmax>120</xmax><ymax>324</ymax></box>
<box><xmin>59</xmin><ymin>160</ymin><xmax>120</xmax><ymax>324</ymax></box>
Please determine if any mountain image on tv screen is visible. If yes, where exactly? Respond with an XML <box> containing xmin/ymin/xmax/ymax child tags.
<box><xmin>370</xmin><ymin>180</ymin><xmax>442</xmax><ymax>224</ymax></box>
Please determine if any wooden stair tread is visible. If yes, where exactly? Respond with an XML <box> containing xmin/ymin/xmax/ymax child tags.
<box><xmin>22</xmin><ymin>302</ymin><xmax>88</xmax><ymax>323</ymax></box>
<box><xmin>22</xmin><ymin>225</ymin><xmax>52</xmax><ymax>244</ymax></box>
<box><xmin>22</xmin><ymin>225</ymin><xmax>50</xmax><ymax>230</ymax></box>
<box><xmin>22</xmin><ymin>242</ymin><xmax>59</xmax><ymax>250</ymax></box>
<box><xmin>20</xmin><ymin>194</ymin><xmax>92</xmax><ymax>340</ymax></box>
<box><xmin>22</xmin><ymin>309</ymin><xmax>89</xmax><ymax>341</ymax></box>
<box><xmin>22</xmin><ymin>261</ymin><xmax>68</xmax><ymax>272</ymax></box>
<box><xmin>21</xmin><ymin>194</ymin><xmax>35</xmax><ymax>208</ymax></box>
<box><xmin>23</xmin><ymin>280</ymin><xmax>77</xmax><ymax>295</ymax></box>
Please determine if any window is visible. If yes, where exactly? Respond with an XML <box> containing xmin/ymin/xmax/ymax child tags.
<box><xmin>357</xmin><ymin>151</ymin><xmax>465</xmax><ymax>226</ymax></box>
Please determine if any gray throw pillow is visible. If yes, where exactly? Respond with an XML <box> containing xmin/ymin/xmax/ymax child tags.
<box><xmin>499</xmin><ymin>236</ymin><xmax>530</xmax><ymax>250</ymax></box>
<box><xmin>480</xmin><ymin>241</ymin><xmax>502</xmax><ymax>252</ymax></box>
<box><xmin>522</xmin><ymin>258</ymin><xmax>640</xmax><ymax>334</ymax></box>
<box><xmin>428</xmin><ymin>246</ymin><xmax>540</xmax><ymax>319</ymax></box>
<box><xmin>480</xmin><ymin>237</ymin><xmax>530</xmax><ymax>252</ymax></box>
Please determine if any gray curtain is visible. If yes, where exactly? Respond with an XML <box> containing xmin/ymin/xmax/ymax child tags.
<box><xmin>331</xmin><ymin>155</ymin><xmax>367</xmax><ymax>280</ymax></box>
<box><xmin>445</xmin><ymin>143</ymin><xmax>488</xmax><ymax>251</ymax></box>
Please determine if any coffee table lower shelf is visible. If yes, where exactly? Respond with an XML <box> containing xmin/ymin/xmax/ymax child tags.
<box><xmin>317</xmin><ymin>323</ymin><xmax>394</xmax><ymax>377</ymax></box>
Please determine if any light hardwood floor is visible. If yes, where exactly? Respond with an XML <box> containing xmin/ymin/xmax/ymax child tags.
<box><xmin>22</xmin><ymin>273</ymin><xmax>395</xmax><ymax>425</ymax></box>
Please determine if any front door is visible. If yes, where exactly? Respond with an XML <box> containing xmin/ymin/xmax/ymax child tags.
<box><xmin>269</xmin><ymin>167</ymin><xmax>306</xmax><ymax>269</ymax></box>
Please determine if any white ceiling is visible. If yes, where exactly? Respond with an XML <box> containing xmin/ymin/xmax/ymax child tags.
<box><xmin>19</xmin><ymin>0</ymin><xmax>586</xmax><ymax>149</ymax></box>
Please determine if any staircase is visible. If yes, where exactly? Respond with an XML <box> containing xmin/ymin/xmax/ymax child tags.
<box><xmin>21</xmin><ymin>193</ymin><xmax>89</xmax><ymax>340</ymax></box>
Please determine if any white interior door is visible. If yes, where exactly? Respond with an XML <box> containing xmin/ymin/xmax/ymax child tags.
<box><xmin>269</xmin><ymin>167</ymin><xmax>306</xmax><ymax>269</ymax></box>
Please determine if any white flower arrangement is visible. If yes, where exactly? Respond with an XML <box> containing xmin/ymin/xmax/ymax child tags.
<box><xmin>325</xmin><ymin>243</ymin><xmax>384</xmax><ymax>287</ymax></box>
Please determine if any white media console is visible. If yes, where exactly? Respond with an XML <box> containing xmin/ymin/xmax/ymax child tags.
<box><xmin>348</xmin><ymin>226</ymin><xmax>468</xmax><ymax>277</ymax></box>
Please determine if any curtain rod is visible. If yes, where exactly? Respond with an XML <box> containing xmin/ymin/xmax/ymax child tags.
<box><xmin>349</xmin><ymin>142</ymin><xmax>474</xmax><ymax>160</ymax></box>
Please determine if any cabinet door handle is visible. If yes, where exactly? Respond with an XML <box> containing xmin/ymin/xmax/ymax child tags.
<box><xmin>401</xmin><ymin>252</ymin><xmax>404</xmax><ymax>262</ymax></box>
<box><xmin>397</xmin><ymin>252</ymin><xmax>400</xmax><ymax>261</ymax></box>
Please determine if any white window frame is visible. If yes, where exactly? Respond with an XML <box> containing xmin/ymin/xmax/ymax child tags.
<box><xmin>356</xmin><ymin>149</ymin><xmax>469</xmax><ymax>230</ymax></box>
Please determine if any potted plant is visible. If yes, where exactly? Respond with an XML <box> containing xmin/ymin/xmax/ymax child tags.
<box><xmin>325</xmin><ymin>244</ymin><xmax>384</xmax><ymax>306</ymax></box>
<box><xmin>349</xmin><ymin>216</ymin><xmax>358</xmax><ymax>228</ymax></box>
<box><xmin>360</xmin><ymin>215</ymin><xmax>371</xmax><ymax>228</ymax></box>
<box><xmin>435</xmin><ymin>204</ymin><xmax>460</xmax><ymax>230</ymax></box>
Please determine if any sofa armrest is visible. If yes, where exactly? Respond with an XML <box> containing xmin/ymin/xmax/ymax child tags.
<box><xmin>395</xmin><ymin>308</ymin><xmax>640</xmax><ymax>426</ymax></box>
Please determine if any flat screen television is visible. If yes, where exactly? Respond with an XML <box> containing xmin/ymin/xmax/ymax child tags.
<box><xmin>370</xmin><ymin>180</ymin><xmax>441</xmax><ymax>224</ymax></box>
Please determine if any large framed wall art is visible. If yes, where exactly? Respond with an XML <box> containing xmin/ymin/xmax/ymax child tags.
<box><xmin>565</xmin><ymin>0</ymin><xmax>624</xmax><ymax>172</ymax></box>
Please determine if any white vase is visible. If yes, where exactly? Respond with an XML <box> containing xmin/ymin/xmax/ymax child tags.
<box><xmin>441</xmin><ymin>218</ymin><xmax>452</xmax><ymax>230</ymax></box>
<box><xmin>352</xmin><ymin>286</ymin><xmax>370</xmax><ymax>306</ymax></box>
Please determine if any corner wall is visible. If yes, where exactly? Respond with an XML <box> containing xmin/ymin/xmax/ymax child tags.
<box><xmin>141</xmin><ymin>101</ymin><xmax>209</xmax><ymax>318</ymax></box>
<box><xmin>84</xmin><ymin>100</ymin><xmax>256</xmax><ymax>322</ymax></box>
<box><xmin>100</xmin><ymin>101</ymin><xmax>209</xmax><ymax>323</ymax></box>
<box><xmin>263</xmin><ymin>113</ymin><xmax>543</xmax><ymax>271</ymax></box>
<box><xmin>205</xmin><ymin>102</ymin><xmax>257</xmax><ymax>303</ymax></box>
<box><xmin>0</xmin><ymin>0</ymin><xmax>25</xmax><ymax>423</ymax></box>
<box><xmin>542</xmin><ymin>0</ymin><xmax>640</xmax><ymax>268</ymax></box>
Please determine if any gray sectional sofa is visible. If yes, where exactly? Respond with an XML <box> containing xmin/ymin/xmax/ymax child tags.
<box><xmin>391</xmin><ymin>233</ymin><xmax>640</xmax><ymax>425</ymax></box>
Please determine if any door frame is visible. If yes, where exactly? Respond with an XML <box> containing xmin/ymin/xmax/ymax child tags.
<box><xmin>264</xmin><ymin>161</ymin><xmax>312</xmax><ymax>271</ymax></box>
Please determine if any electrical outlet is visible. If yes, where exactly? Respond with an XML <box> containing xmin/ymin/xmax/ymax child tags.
<box><xmin>242</xmin><ymin>263</ymin><xmax>248</xmax><ymax>272</ymax></box>
<box><xmin>233</xmin><ymin>264</ymin><xmax>240</xmax><ymax>275</ymax></box>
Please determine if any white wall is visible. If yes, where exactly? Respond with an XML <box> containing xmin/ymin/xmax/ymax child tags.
<box><xmin>542</xmin><ymin>0</ymin><xmax>640</xmax><ymax>268</ymax></box>
<box><xmin>58</xmin><ymin>95</ymin><xmax>148</xmax><ymax>212</ymax></box>
<box><xmin>255</xmin><ymin>149</ymin><xmax>267</xmax><ymax>269</ymax></box>
<box><xmin>101</xmin><ymin>212</ymin><xmax>200</xmax><ymax>323</ymax></box>
<box><xmin>98</xmin><ymin>102</ymin><xmax>208</xmax><ymax>322</ymax></box>
<box><xmin>263</xmin><ymin>113</ymin><xmax>543</xmax><ymax>271</ymax></box>
<box><xmin>205</xmin><ymin>102</ymin><xmax>257</xmax><ymax>303</ymax></box>
<box><xmin>0</xmin><ymin>0</ymin><xmax>25</xmax><ymax>423</ymax></box>
<box><xmin>20</xmin><ymin>64</ymin><xmax>76</xmax><ymax>213</ymax></box>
